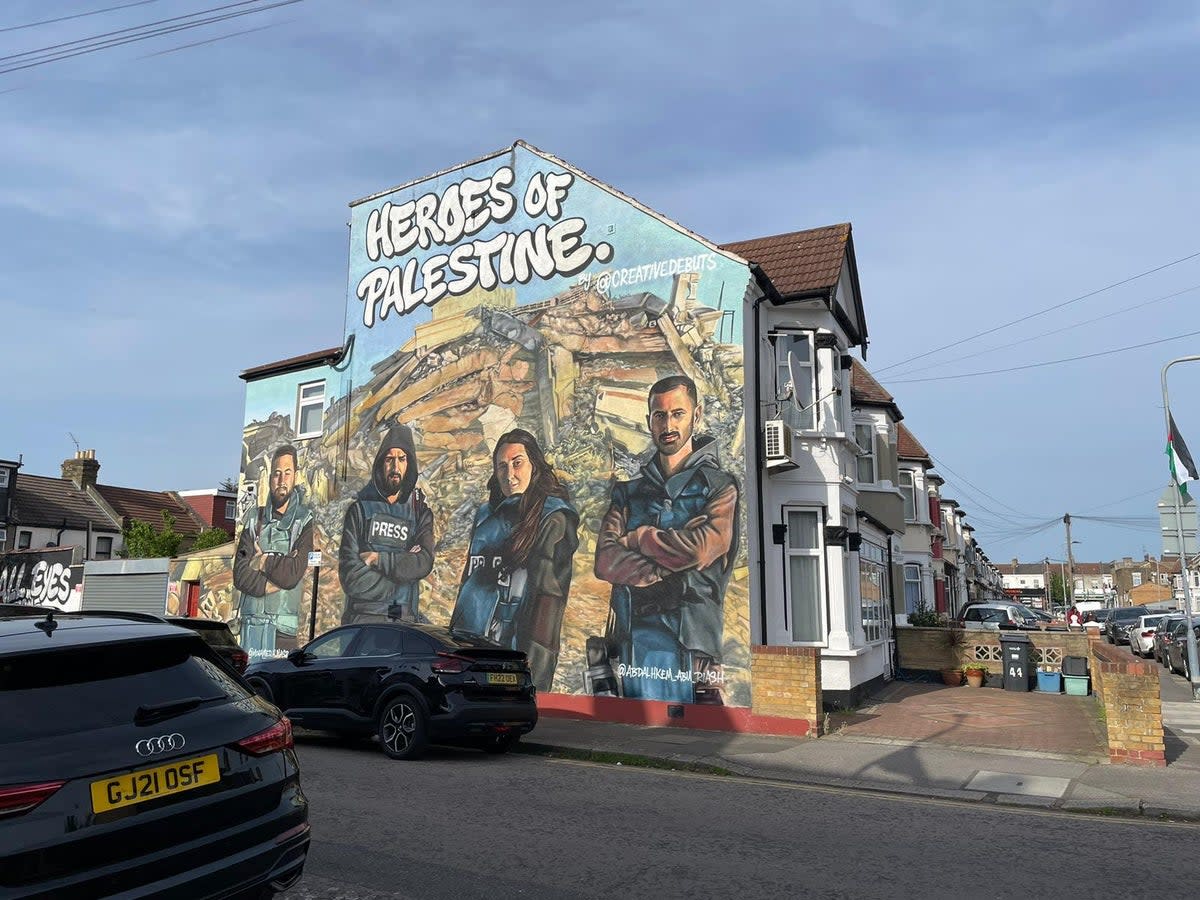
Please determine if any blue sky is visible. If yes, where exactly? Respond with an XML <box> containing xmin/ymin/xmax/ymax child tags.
<box><xmin>2</xmin><ymin>0</ymin><xmax>1198</xmax><ymax>565</ymax></box>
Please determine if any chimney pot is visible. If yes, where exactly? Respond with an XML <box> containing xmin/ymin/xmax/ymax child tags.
<box><xmin>62</xmin><ymin>451</ymin><xmax>100</xmax><ymax>490</ymax></box>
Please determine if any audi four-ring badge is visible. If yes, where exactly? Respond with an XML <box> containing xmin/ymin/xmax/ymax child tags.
<box><xmin>135</xmin><ymin>733</ymin><xmax>186</xmax><ymax>756</ymax></box>
<box><xmin>0</xmin><ymin>608</ymin><xmax>309</xmax><ymax>897</ymax></box>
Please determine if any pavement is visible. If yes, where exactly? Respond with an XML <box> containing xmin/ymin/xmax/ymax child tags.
<box><xmin>522</xmin><ymin>668</ymin><xmax>1200</xmax><ymax>822</ymax></box>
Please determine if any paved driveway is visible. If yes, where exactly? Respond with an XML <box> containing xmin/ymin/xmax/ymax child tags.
<box><xmin>829</xmin><ymin>680</ymin><xmax>1107</xmax><ymax>759</ymax></box>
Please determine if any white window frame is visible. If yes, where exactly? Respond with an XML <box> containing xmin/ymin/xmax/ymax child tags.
<box><xmin>772</xmin><ymin>332</ymin><xmax>815</xmax><ymax>431</ymax></box>
<box><xmin>782</xmin><ymin>506</ymin><xmax>826</xmax><ymax>646</ymax></box>
<box><xmin>898</xmin><ymin>470</ymin><xmax>917</xmax><ymax>521</ymax></box>
<box><xmin>295</xmin><ymin>380</ymin><xmax>326</xmax><ymax>439</ymax></box>
<box><xmin>903</xmin><ymin>563</ymin><xmax>923</xmax><ymax>614</ymax></box>
<box><xmin>855</xmin><ymin>422</ymin><xmax>876</xmax><ymax>484</ymax></box>
<box><xmin>859</xmin><ymin>539</ymin><xmax>887</xmax><ymax>644</ymax></box>
<box><xmin>224</xmin><ymin>499</ymin><xmax>236</xmax><ymax>521</ymax></box>
<box><xmin>0</xmin><ymin>468</ymin><xmax>8</xmax><ymax>488</ymax></box>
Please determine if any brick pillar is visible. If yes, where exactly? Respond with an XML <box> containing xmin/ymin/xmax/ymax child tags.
<box><xmin>750</xmin><ymin>645</ymin><xmax>822</xmax><ymax>736</ymax></box>
<box><xmin>1090</xmin><ymin>641</ymin><xmax>1166</xmax><ymax>767</ymax></box>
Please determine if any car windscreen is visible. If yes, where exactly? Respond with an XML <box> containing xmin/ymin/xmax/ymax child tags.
<box><xmin>0</xmin><ymin>636</ymin><xmax>250</xmax><ymax>744</ymax></box>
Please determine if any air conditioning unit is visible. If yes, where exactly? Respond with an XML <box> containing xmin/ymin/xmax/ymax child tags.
<box><xmin>764</xmin><ymin>420</ymin><xmax>799</xmax><ymax>470</ymax></box>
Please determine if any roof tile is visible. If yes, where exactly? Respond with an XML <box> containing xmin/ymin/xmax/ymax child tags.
<box><xmin>720</xmin><ymin>223</ymin><xmax>850</xmax><ymax>297</ymax></box>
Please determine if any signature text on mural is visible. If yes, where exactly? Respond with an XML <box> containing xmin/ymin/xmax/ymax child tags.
<box><xmin>356</xmin><ymin>166</ymin><xmax>615</xmax><ymax>327</ymax></box>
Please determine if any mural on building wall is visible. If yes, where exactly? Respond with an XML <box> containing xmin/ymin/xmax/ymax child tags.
<box><xmin>233</xmin><ymin>143</ymin><xmax>753</xmax><ymax>705</ymax></box>
<box><xmin>167</xmin><ymin>548</ymin><xmax>235</xmax><ymax>621</ymax></box>
<box><xmin>0</xmin><ymin>548</ymin><xmax>83</xmax><ymax>610</ymax></box>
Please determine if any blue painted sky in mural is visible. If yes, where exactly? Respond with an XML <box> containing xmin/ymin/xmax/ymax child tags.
<box><xmin>2</xmin><ymin>0</ymin><xmax>1198</xmax><ymax>562</ymax></box>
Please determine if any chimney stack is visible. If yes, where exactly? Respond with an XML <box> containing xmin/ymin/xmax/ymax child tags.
<box><xmin>1011</xmin><ymin>557</ymin><xmax>1019</xmax><ymax>567</ymax></box>
<box><xmin>62</xmin><ymin>449</ymin><xmax>100</xmax><ymax>490</ymax></box>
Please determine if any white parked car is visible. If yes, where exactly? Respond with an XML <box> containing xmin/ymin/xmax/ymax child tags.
<box><xmin>1129</xmin><ymin>613</ymin><xmax>1172</xmax><ymax>658</ymax></box>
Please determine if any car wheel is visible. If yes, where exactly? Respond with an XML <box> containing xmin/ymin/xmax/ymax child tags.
<box><xmin>481</xmin><ymin>734</ymin><xmax>518</xmax><ymax>755</ymax></box>
<box><xmin>246</xmin><ymin>677</ymin><xmax>273</xmax><ymax>704</ymax></box>
<box><xmin>378</xmin><ymin>697</ymin><xmax>427</xmax><ymax>760</ymax></box>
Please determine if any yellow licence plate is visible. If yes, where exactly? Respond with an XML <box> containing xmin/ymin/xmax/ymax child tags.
<box><xmin>91</xmin><ymin>754</ymin><xmax>220</xmax><ymax>814</ymax></box>
<box><xmin>486</xmin><ymin>673</ymin><xmax>519</xmax><ymax>685</ymax></box>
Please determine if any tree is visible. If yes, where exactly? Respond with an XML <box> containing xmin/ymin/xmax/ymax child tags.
<box><xmin>1049</xmin><ymin>572</ymin><xmax>1069</xmax><ymax>605</ymax></box>
<box><xmin>192</xmin><ymin>528</ymin><xmax>233</xmax><ymax>551</ymax></box>
<box><xmin>121</xmin><ymin>511</ymin><xmax>184</xmax><ymax>559</ymax></box>
<box><xmin>219</xmin><ymin>476</ymin><xmax>239</xmax><ymax>493</ymax></box>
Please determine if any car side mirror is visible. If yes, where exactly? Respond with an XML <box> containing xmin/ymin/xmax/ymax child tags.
<box><xmin>287</xmin><ymin>648</ymin><xmax>308</xmax><ymax>665</ymax></box>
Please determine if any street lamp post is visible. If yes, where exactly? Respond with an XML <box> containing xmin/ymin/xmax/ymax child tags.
<box><xmin>1161</xmin><ymin>356</ymin><xmax>1200</xmax><ymax>701</ymax></box>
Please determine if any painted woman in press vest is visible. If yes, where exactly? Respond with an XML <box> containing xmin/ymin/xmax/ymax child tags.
<box><xmin>450</xmin><ymin>429</ymin><xmax>579</xmax><ymax>692</ymax></box>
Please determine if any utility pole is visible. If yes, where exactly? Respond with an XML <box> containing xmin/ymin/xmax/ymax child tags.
<box><xmin>1064</xmin><ymin>513</ymin><xmax>1076</xmax><ymax>607</ymax></box>
<box><xmin>1162</xmin><ymin>356</ymin><xmax>1200</xmax><ymax>701</ymax></box>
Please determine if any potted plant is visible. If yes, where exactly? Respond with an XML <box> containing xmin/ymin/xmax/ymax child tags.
<box><xmin>940</xmin><ymin>667</ymin><xmax>963</xmax><ymax>686</ymax></box>
<box><xmin>963</xmin><ymin>663</ymin><xmax>988</xmax><ymax>687</ymax></box>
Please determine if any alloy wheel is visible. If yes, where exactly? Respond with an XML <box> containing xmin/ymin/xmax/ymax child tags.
<box><xmin>382</xmin><ymin>702</ymin><xmax>417</xmax><ymax>755</ymax></box>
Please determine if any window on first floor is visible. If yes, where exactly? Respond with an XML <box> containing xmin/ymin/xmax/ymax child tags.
<box><xmin>0</xmin><ymin>468</ymin><xmax>8</xmax><ymax>488</ymax></box>
<box><xmin>859</xmin><ymin>540</ymin><xmax>887</xmax><ymax>643</ymax></box>
<box><xmin>224</xmin><ymin>498</ymin><xmax>236</xmax><ymax>521</ymax></box>
<box><xmin>774</xmin><ymin>332</ymin><xmax>815</xmax><ymax>430</ymax></box>
<box><xmin>295</xmin><ymin>379</ymin><xmax>326</xmax><ymax>439</ymax></box>
<box><xmin>17</xmin><ymin>530</ymin><xmax>31</xmax><ymax>550</ymax></box>
<box><xmin>94</xmin><ymin>535</ymin><xmax>113</xmax><ymax>560</ymax></box>
<box><xmin>904</xmin><ymin>563</ymin><xmax>923</xmax><ymax>614</ymax></box>
<box><xmin>784</xmin><ymin>508</ymin><xmax>825</xmax><ymax>644</ymax></box>
<box><xmin>898</xmin><ymin>470</ymin><xmax>917</xmax><ymax>521</ymax></box>
<box><xmin>855</xmin><ymin>423</ymin><xmax>876</xmax><ymax>484</ymax></box>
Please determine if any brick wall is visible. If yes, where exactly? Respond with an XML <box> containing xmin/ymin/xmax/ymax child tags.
<box><xmin>1090</xmin><ymin>639</ymin><xmax>1166</xmax><ymax>767</ymax></box>
<box><xmin>751</xmin><ymin>645</ymin><xmax>821</xmax><ymax>736</ymax></box>
<box><xmin>896</xmin><ymin>627</ymin><xmax>1090</xmax><ymax>675</ymax></box>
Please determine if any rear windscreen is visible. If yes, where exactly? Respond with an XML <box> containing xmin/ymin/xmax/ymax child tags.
<box><xmin>0</xmin><ymin>637</ymin><xmax>250</xmax><ymax>743</ymax></box>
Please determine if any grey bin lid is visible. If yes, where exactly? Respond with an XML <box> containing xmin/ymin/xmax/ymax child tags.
<box><xmin>999</xmin><ymin>632</ymin><xmax>1032</xmax><ymax>644</ymax></box>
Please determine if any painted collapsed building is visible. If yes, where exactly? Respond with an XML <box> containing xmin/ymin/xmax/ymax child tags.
<box><xmin>232</xmin><ymin>142</ymin><xmax>758</xmax><ymax>709</ymax></box>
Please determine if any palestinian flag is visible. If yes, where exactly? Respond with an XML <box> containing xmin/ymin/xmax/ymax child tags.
<box><xmin>1168</xmin><ymin>413</ymin><xmax>1199</xmax><ymax>497</ymax></box>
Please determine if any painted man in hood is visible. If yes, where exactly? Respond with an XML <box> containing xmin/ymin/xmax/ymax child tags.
<box><xmin>339</xmin><ymin>423</ymin><xmax>435</xmax><ymax>624</ymax></box>
<box><xmin>592</xmin><ymin>375</ymin><xmax>739</xmax><ymax>704</ymax></box>
<box><xmin>233</xmin><ymin>444</ymin><xmax>315</xmax><ymax>658</ymax></box>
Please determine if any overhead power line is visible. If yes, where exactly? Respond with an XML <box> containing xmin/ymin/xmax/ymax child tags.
<box><xmin>0</xmin><ymin>0</ymin><xmax>301</xmax><ymax>75</ymax></box>
<box><xmin>884</xmin><ymin>326</ymin><xmax>1200</xmax><ymax>384</ymax></box>
<box><xmin>136</xmin><ymin>20</ymin><xmax>291</xmax><ymax>58</ymax></box>
<box><xmin>873</xmin><ymin>248</ymin><xmax>1200</xmax><ymax>376</ymax></box>
<box><xmin>0</xmin><ymin>1</ymin><xmax>158</xmax><ymax>34</ymax></box>
<box><xmin>885</xmin><ymin>282</ymin><xmax>1200</xmax><ymax>380</ymax></box>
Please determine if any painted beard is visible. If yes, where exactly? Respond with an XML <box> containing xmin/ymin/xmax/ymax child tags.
<box><xmin>271</xmin><ymin>486</ymin><xmax>290</xmax><ymax>508</ymax></box>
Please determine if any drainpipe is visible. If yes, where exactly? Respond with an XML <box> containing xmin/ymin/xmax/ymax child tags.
<box><xmin>56</xmin><ymin>517</ymin><xmax>67</xmax><ymax>547</ymax></box>
<box><xmin>749</xmin><ymin>266</ymin><xmax>786</xmax><ymax>644</ymax></box>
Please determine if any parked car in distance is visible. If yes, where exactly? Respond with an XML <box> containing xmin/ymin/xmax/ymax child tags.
<box><xmin>0</xmin><ymin>606</ymin><xmax>309</xmax><ymax>898</ymax></box>
<box><xmin>167</xmin><ymin>616</ymin><xmax>249</xmax><ymax>674</ymax></box>
<box><xmin>244</xmin><ymin>622</ymin><xmax>538</xmax><ymax>760</ymax></box>
<box><xmin>1166</xmin><ymin>621</ymin><xmax>1200</xmax><ymax>679</ymax></box>
<box><xmin>1129</xmin><ymin>613</ymin><xmax>1172</xmax><ymax>658</ymax></box>
<box><xmin>1155</xmin><ymin>615</ymin><xmax>1187</xmax><ymax>666</ymax></box>
<box><xmin>1104</xmin><ymin>607</ymin><xmax>1144</xmax><ymax>645</ymax></box>
<box><xmin>957</xmin><ymin>602</ymin><xmax>1041</xmax><ymax>630</ymax></box>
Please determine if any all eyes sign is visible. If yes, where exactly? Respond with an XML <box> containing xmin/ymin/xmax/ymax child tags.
<box><xmin>0</xmin><ymin>549</ymin><xmax>83</xmax><ymax>610</ymax></box>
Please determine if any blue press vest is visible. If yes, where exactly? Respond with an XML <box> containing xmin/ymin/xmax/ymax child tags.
<box><xmin>453</xmin><ymin>495</ymin><xmax>571</xmax><ymax>644</ymax></box>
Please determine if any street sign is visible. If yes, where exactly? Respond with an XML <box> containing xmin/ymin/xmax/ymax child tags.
<box><xmin>1159</xmin><ymin>486</ymin><xmax>1197</xmax><ymax>557</ymax></box>
<box><xmin>307</xmin><ymin>551</ymin><xmax>322</xmax><ymax>567</ymax></box>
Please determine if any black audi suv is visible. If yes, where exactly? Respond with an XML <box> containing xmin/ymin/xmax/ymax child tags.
<box><xmin>244</xmin><ymin>623</ymin><xmax>538</xmax><ymax>760</ymax></box>
<box><xmin>0</xmin><ymin>607</ymin><xmax>309</xmax><ymax>898</ymax></box>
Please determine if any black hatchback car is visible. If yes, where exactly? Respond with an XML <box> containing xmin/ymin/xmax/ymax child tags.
<box><xmin>0</xmin><ymin>608</ymin><xmax>309</xmax><ymax>898</ymax></box>
<box><xmin>244</xmin><ymin>623</ymin><xmax>538</xmax><ymax>760</ymax></box>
